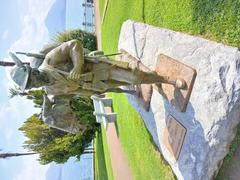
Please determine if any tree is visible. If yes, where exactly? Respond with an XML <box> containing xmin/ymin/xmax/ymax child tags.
<box><xmin>19</xmin><ymin>109</ymin><xmax>98</xmax><ymax>164</ymax></box>
<box><xmin>25</xmin><ymin>89</ymin><xmax>45</xmax><ymax>108</ymax></box>
<box><xmin>70</xmin><ymin>96</ymin><xmax>96</xmax><ymax>125</ymax></box>
<box><xmin>9</xmin><ymin>87</ymin><xmax>28</xmax><ymax>98</ymax></box>
<box><xmin>9</xmin><ymin>88</ymin><xmax>45</xmax><ymax>108</ymax></box>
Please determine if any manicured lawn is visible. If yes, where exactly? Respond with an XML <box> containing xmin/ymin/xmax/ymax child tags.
<box><xmin>110</xmin><ymin>93</ymin><xmax>175</xmax><ymax>180</ymax></box>
<box><xmin>94</xmin><ymin>130</ymin><xmax>108</xmax><ymax>180</ymax></box>
<box><xmin>94</xmin><ymin>125</ymin><xmax>114</xmax><ymax>180</ymax></box>
<box><xmin>96</xmin><ymin>0</ymin><xmax>240</xmax><ymax>179</ymax></box>
<box><xmin>144</xmin><ymin>0</ymin><xmax>240</xmax><ymax>46</ymax></box>
<box><xmin>101</xmin><ymin>0</ymin><xmax>240</xmax><ymax>53</ymax></box>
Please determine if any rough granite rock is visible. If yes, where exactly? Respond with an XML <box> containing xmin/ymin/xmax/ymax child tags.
<box><xmin>118</xmin><ymin>20</ymin><xmax>240</xmax><ymax>180</ymax></box>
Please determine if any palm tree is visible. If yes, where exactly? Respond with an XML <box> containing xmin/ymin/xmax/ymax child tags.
<box><xmin>0</xmin><ymin>152</ymin><xmax>36</xmax><ymax>159</ymax></box>
<box><xmin>9</xmin><ymin>87</ymin><xmax>28</xmax><ymax>98</ymax></box>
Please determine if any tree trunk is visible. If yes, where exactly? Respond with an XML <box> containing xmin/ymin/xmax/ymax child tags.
<box><xmin>19</xmin><ymin>92</ymin><xmax>29</xmax><ymax>96</ymax></box>
<box><xmin>0</xmin><ymin>61</ymin><xmax>30</xmax><ymax>67</ymax></box>
<box><xmin>0</xmin><ymin>152</ymin><xmax>36</xmax><ymax>159</ymax></box>
<box><xmin>83</xmin><ymin>151</ymin><xmax>95</xmax><ymax>154</ymax></box>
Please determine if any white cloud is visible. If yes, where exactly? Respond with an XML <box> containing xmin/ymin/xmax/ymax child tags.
<box><xmin>0</xmin><ymin>0</ymin><xmax>56</xmax><ymax>147</ymax></box>
<box><xmin>4</xmin><ymin>126</ymin><xmax>14</xmax><ymax>144</ymax></box>
<box><xmin>0</xmin><ymin>95</ymin><xmax>40</xmax><ymax>145</ymax></box>
<box><xmin>0</xmin><ymin>1</ymin><xmax>56</xmax><ymax>179</ymax></box>
<box><xmin>2</xmin><ymin>30</ymin><xmax>9</xmax><ymax>40</ymax></box>
<box><xmin>2</xmin><ymin>0</ymin><xmax>56</xmax><ymax>129</ymax></box>
<box><xmin>10</xmin><ymin>0</ymin><xmax>56</xmax><ymax>52</ymax></box>
<box><xmin>13</xmin><ymin>155</ymin><xmax>50</xmax><ymax>180</ymax></box>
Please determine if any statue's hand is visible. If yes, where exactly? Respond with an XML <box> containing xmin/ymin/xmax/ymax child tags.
<box><xmin>68</xmin><ymin>68</ymin><xmax>81</xmax><ymax>80</ymax></box>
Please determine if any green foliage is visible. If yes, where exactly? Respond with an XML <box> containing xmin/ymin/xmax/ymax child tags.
<box><xmin>26</xmin><ymin>89</ymin><xmax>45</xmax><ymax>108</ymax></box>
<box><xmin>9</xmin><ymin>87</ymin><xmax>21</xmax><ymax>98</ymax></box>
<box><xmin>18</xmin><ymin>91</ymin><xmax>98</xmax><ymax>165</ymax></box>
<box><xmin>109</xmin><ymin>93</ymin><xmax>175</xmax><ymax>180</ymax></box>
<box><xmin>19</xmin><ymin>115</ymin><xmax>64</xmax><ymax>151</ymax></box>
<box><xmin>54</xmin><ymin>29</ymin><xmax>97</xmax><ymax>51</ymax></box>
<box><xmin>19</xmin><ymin>114</ymin><xmax>99</xmax><ymax>164</ymax></box>
<box><xmin>101</xmin><ymin>0</ymin><xmax>240</xmax><ymax>55</ymax></box>
<box><xmin>71</xmin><ymin>96</ymin><xmax>95</xmax><ymax>125</ymax></box>
<box><xmin>19</xmin><ymin>93</ymin><xmax>98</xmax><ymax>164</ymax></box>
<box><xmin>94</xmin><ymin>128</ymin><xmax>114</xmax><ymax>180</ymax></box>
<box><xmin>9</xmin><ymin>87</ymin><xmax>44</xmax><ymax>108</ymax></box>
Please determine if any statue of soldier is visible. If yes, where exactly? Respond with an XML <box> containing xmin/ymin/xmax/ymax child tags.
<box><xmin>9</xmin><ymin>39</ymin><xmax>186</xmax><ymax>133</ymax></box>
<box><xmin>9</xmin><ymin>39</ymin><xmax>185</xmax><ymax>97</ymax></box>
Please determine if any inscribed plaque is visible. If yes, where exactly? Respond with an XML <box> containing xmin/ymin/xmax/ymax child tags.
<box><xmin>163</xmin><ymin>115</ymin><xmax>186</xmax><ymax>160</ymax></box>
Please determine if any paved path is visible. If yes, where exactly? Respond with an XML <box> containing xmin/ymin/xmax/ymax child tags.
<box><xmin>93</xmin><ymin>1</ymin><xmax>133</xmax><ymax>179</ymax></box>
<box><xmin>94</xmin><ymin>0</ymin><xmax>102</xmax><ymax>50</ymax></box>
<box><xmin>106</xmin><ymin>123</ymin><xmax>133</xmax><ymax>180</ymax></box>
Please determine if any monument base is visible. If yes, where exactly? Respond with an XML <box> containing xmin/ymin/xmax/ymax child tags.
<box><xmin>118</xmin><ymin>20</ymin><xmax>240</xmax><ymax>180</ymax></box>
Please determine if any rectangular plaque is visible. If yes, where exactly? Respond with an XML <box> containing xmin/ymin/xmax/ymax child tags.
<box><xmin>162</xmin><ymin>115</ymin><xmax>186</xmax><ymax>160</ymax></box>
<box><xmin>154</xmin><ymin>54</ymin><xmax>197</xmax><ymax>112</ymax></box>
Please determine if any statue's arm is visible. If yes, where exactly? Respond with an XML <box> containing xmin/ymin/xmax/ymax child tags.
<box><xmin>42</xmin><ymin>40</ymin><xmax>84</xmax><ymax>79</ymax></box>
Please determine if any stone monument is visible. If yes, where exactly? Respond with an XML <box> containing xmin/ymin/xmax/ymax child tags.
<box><xmin>118</xmin><ymin>20</ymin><xmax>240</xmax><ymax>180</ymax></box>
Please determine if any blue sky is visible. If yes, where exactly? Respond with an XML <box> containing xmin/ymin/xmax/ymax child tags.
<box><xmin>0</xmin><ymin>0</ymin><xmax>93</xmax><ymax>179</ymax></box>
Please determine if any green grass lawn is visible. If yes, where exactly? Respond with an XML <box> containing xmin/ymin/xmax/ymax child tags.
<box><xmin>110</xmin><ymin>93</ymin><xmax>175</xmax><ymax>180</ymax></box>
<box><xmin>101</xmin><ymin>0</ymin><xmax>240</xmax><ymax>53</ymax></box>
<box><xmin>94</xmin><ymin>125</ymin><xmax>114</xmax><ymax>180</ymax></box>
<box><xmin>95</xmin><ymin>0</ymin><xmax>240</xmax><ymax>179</ymax></box>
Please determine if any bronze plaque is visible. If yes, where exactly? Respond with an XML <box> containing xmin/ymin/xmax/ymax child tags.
<box><xmin>154</xmin><ymin>54</ymin><xmax>197</xmax><ymax>112</ymax></box>
<box><xmin>163</xmin><ymin>115</ymin><xmax>186</xmax><ymax>160</ymax></box>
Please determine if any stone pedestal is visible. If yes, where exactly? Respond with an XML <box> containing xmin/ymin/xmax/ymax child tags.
<box><xmin>118</xmin><ymin>20</ymin><xmax>240</xmax><ymax>180</ymax></box>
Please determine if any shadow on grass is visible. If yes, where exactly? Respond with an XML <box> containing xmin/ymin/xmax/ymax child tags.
<box><xmin>191</xmin><ymin>0</ymin><xmax>240</xmax><ymax>46</ymax></box>
<box><xmin>191</xmin><ymin>0</ymin><xmax>221</xmax><ymax>34</ymax></box>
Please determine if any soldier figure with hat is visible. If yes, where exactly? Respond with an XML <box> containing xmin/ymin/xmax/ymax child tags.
<box><xmin>9</xmin><ymin>39</ymin><xmax>187</xmax><ymax>133</ymax></box>
<box><xmin>9</xmin><ymin>39</ymin><xmax>185</xmax><ymax>97</ymax></box>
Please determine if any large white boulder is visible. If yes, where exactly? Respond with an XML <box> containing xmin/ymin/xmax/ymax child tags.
<box><xmin>118</xmin><ymin>20</ymin><xmax>240</xmax><ymax>180</ymax></box>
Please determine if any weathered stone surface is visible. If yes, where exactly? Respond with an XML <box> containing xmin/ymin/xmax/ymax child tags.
<box><xmin>118</xmin><ymin>20</ymin><xmax>240</xmax><ymax>180</ymax></box>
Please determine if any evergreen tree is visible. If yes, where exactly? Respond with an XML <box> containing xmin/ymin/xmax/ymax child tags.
<box><xmin>19</xmin><ymin>112</ymin><xmax>98</xmax><ymax>164</ymax></box>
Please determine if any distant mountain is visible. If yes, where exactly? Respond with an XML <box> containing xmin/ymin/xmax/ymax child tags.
<box><xmin>45</xmin><ymin>0</ymin><xmax>66</xmax><ymax>38</ymax></box>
